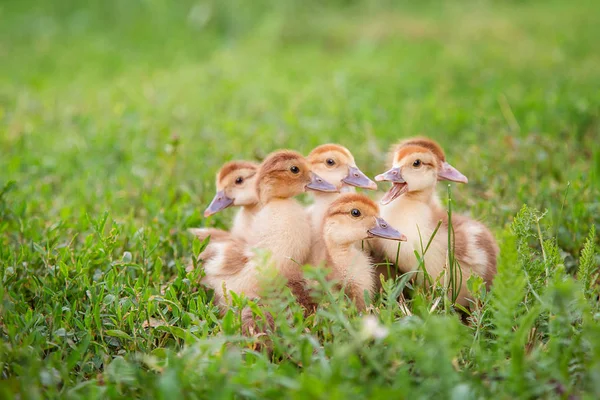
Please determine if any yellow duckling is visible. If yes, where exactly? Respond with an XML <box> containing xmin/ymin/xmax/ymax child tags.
<box><xmin>374</xmin><ymin>137</ymin><xmax>498</xmax><ymax>306</ymax></box>
<box><xmin>201</xmin><ymin>150</ymin><xmax>337</xmax><ymax>306</ymax></box>
<box><xmin>323</xmin><ymin>193</ymin><xmax>406</xmax><ymax>311</ymax></box>
<box><xmin>191</xmin><ymin>160</ymin><xmax>259</xmax><ymax>241</ymax></box>
<box><xmin>305</xmin><ymin>144</ymin><xmax>377</xmax><ymax>266</ymax></box>
<box><xmin>248</xmin><ymin>150</ymin><xmax>337</xmax><ymax>281</ymax></box>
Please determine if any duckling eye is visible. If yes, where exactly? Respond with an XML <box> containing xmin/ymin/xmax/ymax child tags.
<box><xmin>235</xmin><ymin>176</ymin><xmax>244</xmax><ymax>185</ymax></box>
<box><xmin>350</xmin><ymin>209</ymin><xmax>361</xmax><ymax>218</ymax></box>
<box><xmin>290</xmin><ymin>166</ymin><xmax>300</xmax><ymax>174</ymax></box>
<box><xmin>326</xmin><ymin>158</ymin><xmax>335</xmax><ymax>166</ymax></box>
<box><xmin>413</xmin><ymin>159</ymin><xmax>422</xmax><ymax>168</ymax></box>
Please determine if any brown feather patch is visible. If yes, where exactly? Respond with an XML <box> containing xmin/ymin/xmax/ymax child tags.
<box><xmin>308</xmin><ymin>144</ymin><xmax>352</xmax><ymax>160</ymax></box>
<box><xmin>398</xmin><ymin>137</ymin><xmax>446</xmax><ymax>162</ymax></box>
<box><xmin>287</xmin><ymin>279</ymin><xmax>318</xmax><ymax>315</ymax></box>
<box><xmin>387</xmin><ymin>137</ymin><xmax>447</xmax><ymax>166</ymax></box>
<box><xmin>476</xmin><ymin>230</ymin><xmax>499</xmax><ymax>288</ymax></box>
<box><xmin>255</xmin><ymin>150</ymin><xmax>308</xmax><ymax>200</ymax></box>
<box><xmin>393</xmin><ymin>145</ymin><xmax>439</xmax><ymax>165</ymax></box>
<box><xmin>257</xmin><ymin>150</ymin><xmax>304</xmax><ymax>178</ymax></box>
<box><xmin>326</xmin><ymin>193</ymin><xmax>380</xmax><ymax>219</ymax></box>
<box><xmin>218</xmin><ymin>161</ymin><xmax>259</xmax><ymax>183</ymax></box>
<box><xmin>446</xmin><ymin>214</ymin><xmax>471</xmax><ymax>269</ymax></box>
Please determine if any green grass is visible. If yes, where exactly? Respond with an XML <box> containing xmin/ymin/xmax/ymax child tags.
<box><xmin>1</xmin><ymin>0</ymin><xmax>600</xmax><ymax>398</ymax></box>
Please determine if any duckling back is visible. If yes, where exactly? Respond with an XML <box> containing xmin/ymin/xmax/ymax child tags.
<box><xmin>450</xmin><ymin>215</ymin><xmax>499</xmax><ymax>293</ymax></box>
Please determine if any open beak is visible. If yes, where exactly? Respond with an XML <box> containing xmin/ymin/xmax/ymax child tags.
<box><xmin>306</xmin><ymin>172</ymin><xmax>338</xmax><ymax>193</ymax></box>
<box><xmin>375</xmin><ymin>167</ymin><xmax>408</xmax><ymax>205</ymax></box>
<box><xmin>342</xmin><ymin>166</ymin><xmax>378</xmax><ymax>190</ymax></box>
<box><xmin>367</xmin><ymin>217</ymin><xmax>407</xmax><ymax>241</ymax></box>
<box><xmin>204</xmin><ymin>190</ymin><xmax>234</xmax><ymax>217</ymax></box>
<box><xmin>375</xmin><ymin>167</ymin><xmax>404</xmax><ymax>183</ymax></box>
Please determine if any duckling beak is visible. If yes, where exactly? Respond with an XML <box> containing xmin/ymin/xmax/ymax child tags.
<box><xmin>367</xmin><ymin>217</ymin><xmax>407</xmax><ymax>241</ymax></box>
<box><xmin>437</xmin><ymin>162</ymin><xmax>469</xmax><ymax>184</ymax></box>
<box><xmin>342</xmin><ymin>166</ymin><xmax>378</xmax><ymax>190</ymax></box>
<box><xmin>376</xmin><ymin>167</ymin><xmax>408</xmax><ymax>205</ymax></box>
<box><xmin>306</xmin><ymin>172</ymin><xmax>338</xmax><ymax>193</ymax></box>
<box><xmin>375</xmin><ymin>167</ymin><xmax>405</xmax><ymax>183</ymax></box>
<box><xmin>204</xmin><ymin>190</ymin><xmax>234</xmax><ymax>217</ymax></box>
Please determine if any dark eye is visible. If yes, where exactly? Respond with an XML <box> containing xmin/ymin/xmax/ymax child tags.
<box><xmin>235</xmin><ymin>176</ymin><xmax>243</xmax><ymax>185</ymax></box>
<box><xmin>413</xmin><ymin>159</ymin><xmax>422</xmax><ymax>167</ymax></box>
<box><xmin>351</xmin><ymin>209</ymin><xmax>361</xmax><ymax>218</ymax></box>
<box><xmin>326</xmin><ymin>158</ymin><xmax>335</xmax><ymax>166</ymax></box>
<box><xmin>290</xmin><ymin>166</ymin><xmax>300</xmax><ymax>174</ymax></box>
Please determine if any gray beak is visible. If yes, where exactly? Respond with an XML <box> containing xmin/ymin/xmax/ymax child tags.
<box><xmin>204</xmin><ymin>190</ymin><xmax>234</xmax><ymax>217</ymax></box>
<box><xmin>306</xmin><ymin>172</ymin><xmax>338</xmax><ymax>192</ymax></box>
<box><xmin>342</xmin><ymin>166</ymin><xmax>378</xmax><ymax>190</ymax></box>
<box><xmin>367</xmin><ymin>217</ymin><xmax>407</xmax><ymax>241</ymax></box>
<box><xmin>375</xmin><ymin>167</ymin><xmax>405</xmax><ymax>183</ymax></box>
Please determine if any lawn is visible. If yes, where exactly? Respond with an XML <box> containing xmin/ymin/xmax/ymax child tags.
<box><xmin>1</xmin><ymin>0</ymin><xmax>600</xmax><ymax>398</ymax></box>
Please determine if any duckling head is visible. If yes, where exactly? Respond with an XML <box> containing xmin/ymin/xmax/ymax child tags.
<box><xmin>324</xmin><ymin>193</ymin><xmax>407</xmax><ymax>245</ymax></box>
<box><xmin>204</xmin><ymin>161</ymin><xmax>259</xmax><ymax>217</ymax></box>
<box><xmin>307</xmin><ymin>144</ymin><xmax>377</xmax><ymax>191</ymax></box>
<box><xmin>375</xmin><ymin>138</ymin><xmax>468</xmax><ymax>205</ymax></box>
<box><xmin>256</xmin><ymin>150</ymin><xmax>338</xmax><ymax>202</ymax></box>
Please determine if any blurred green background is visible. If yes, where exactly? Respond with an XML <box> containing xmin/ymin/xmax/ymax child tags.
<box><xmin>1</xmin><ymin>0</ymin><xmax>599</xmax><ymax>275</ymax></box>
<box><xmin>1</xmin><ymin>0</ymin><xmax>600</xmax><ymax>395</ymax></box>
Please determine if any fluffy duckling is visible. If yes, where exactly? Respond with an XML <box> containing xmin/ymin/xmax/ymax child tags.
<box><xmin>249</xmin><ymin>150</ymin><xmax>338</xmax><ymax>282</ymax></box>
<box><xmin>202</xmin><ymin>160</ymin><xmax>260</xmax><ymax>237</ymax></box>
<box><xmin>306</xmin><ymin>144</ymin><xmax>378</xmax><ymax>265</ymax></box>
<box><xmin>375</xmin><ymin>138</ymin><xmax>498</xmax><ymax>306</ymax></box>
<box><xmin>189</xmin><ymin>161</ymin><xmax>259</xmax><ymax>248</ymax></box>
<box><xmin>201</xmin><ymin>150</ymin><xmax>337</xmax><ymax>306</ymax></box>
<box><xmin>323</xmin><ymin>193</ymin><xmax>406</xmax><ymax>311</ymax></box>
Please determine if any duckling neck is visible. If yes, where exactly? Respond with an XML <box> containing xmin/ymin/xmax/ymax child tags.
<box><xmin>311</xmin><ymin>192</ymin><xmax>341</xmax><ymax>222</ymax></box>
<box><xmin>242</xmin><ymin>203</ymin><xmax>260</xmax><ymax>214</ymax></box>
<box><xmin>325</xmin><ymin>237</ymin><xmax>368</xmax><ymax>275</ymax></box>
<box><xmin>325</xmin><ymin>242</ymin><xmax>355</xmax><ymax>277</ymax></box>
<box><xmin>310</xmin><ymin>185</ymin><xmax>355</xmax><ymax>228</ymax></box>
<box><xmin>403</xmin><ymin>186</ymin><xmax>440</xmax><ymax>208</ymax></box>
<box><xmin>325</xmin><ymin>238</ymin><xmax>373</xmax><ymax>305</ymax></box>
<box><xmin>232</xmin><ymin>202</ymin><xmax>260</xmax><ymax>234</ymax></box>
<box><xmin>261</xmin><ymin>196</ymin><xmax>293</xmax><ymax>208</ymax></box>
<box><xmin>259</xmin><ymin>192</ymin><xmax>292</xmax><ymax>205</ymax></box>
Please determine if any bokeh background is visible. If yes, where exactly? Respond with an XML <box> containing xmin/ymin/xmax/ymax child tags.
<box><xmin>1</xmin><ymin>1</ymin><xmax>600</xmax><ymax>396</ymax></box>
<box><xmin>3</xmin><ymin>0</ymin><xmax>599</xmax><ymax>255</ymax></box>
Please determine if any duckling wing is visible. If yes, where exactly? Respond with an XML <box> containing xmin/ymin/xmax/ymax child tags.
<box><xmin>450</xmin><ymin>215</ymin><xmax>499</xmax><ymax>289</ymax></box>
<box><xmin>200</xmin><ymin>237</ymin><xmax>262</xmax><ymax>304</ymax></box>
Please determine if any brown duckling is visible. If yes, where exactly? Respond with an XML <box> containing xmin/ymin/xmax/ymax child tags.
<box><xmin>323</xmin><ymin>193</ymin><xmax>406</xmax><ymax>311</ymax></box>
<box><xmin>374</xmin><ymin>137</ymin><xmax>498</xmax><ymax>306</ymax></box>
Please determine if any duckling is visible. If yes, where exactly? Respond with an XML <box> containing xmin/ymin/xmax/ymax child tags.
<box><xmin>201</xmin><ymin>160</ymin><xmax>260</xmax><ymax>237</ymax></box>
<box><xmin>249</xmin><ymin>150</ymin><xmax>338</xmax><ymax>282</ymax></box>
<box><xmin>306</xmin><ymin>144</ymin><xmax>378</xmax><ymax>266</ymax></box>
<box><xmin>374</xmin><ymin>138</ymin><xmax>498</xmax><ymax>306</ymax></box>
<box><xmin>189</xmin><ymin>160</ymin><xmax>259</xmax><ymax>247</ymax></box>
<box><xmin>323</xmin><ymin>193</ymin><xmax>406</xmax><ymax>311</ymax></box>
<box><xmin>200</xmin><ymin>150</ymin><xmax>337</xmax><ymax>306</ymax></box>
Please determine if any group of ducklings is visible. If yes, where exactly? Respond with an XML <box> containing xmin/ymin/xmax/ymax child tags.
<box><xmin>191</xmin><ymin>138</ymin><xmax>498</xmax><ymax>313</ymax></box>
